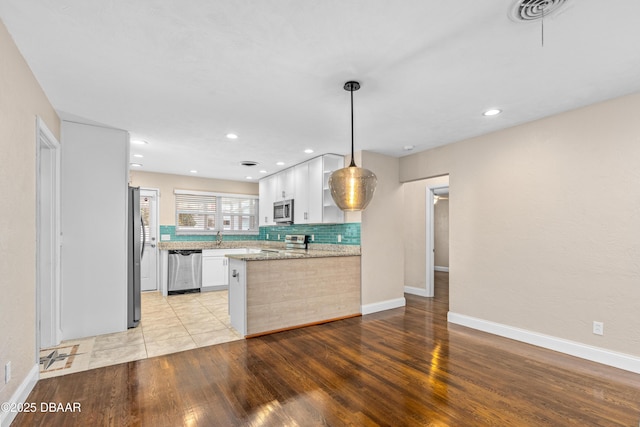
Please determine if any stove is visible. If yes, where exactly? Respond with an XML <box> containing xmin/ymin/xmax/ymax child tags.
<box><xmin>284</xmin><ymin>234</ymin><xmax>308</xmax><ymax>251</ymax></box>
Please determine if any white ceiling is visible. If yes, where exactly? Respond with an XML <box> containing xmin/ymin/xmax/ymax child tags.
<box><xmin>2</xmin><ymin>1</ymin><xmax>640</xmax><ymax>181</ymax></box>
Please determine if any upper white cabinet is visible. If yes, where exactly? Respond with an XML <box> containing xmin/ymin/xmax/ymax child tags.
<box><xmin>275</xmin><ymin>168</ymin><xmax>295</xmax><ymax>201</ymax></box>
<box><xmin>260</xmin><ymin>154</ymin><xmax>344</xmax><ymax>225</ymax></box>
<box><xmin>259</xmin><ymin>175</ymin><xmax>276</xmax><ymax>226</ymax></box>
<box><xmin>293</xmin><ymin>162</ymin><xmax>310</xmax><ymax>223</ymax></box>
<box><xmin>319</xmin><ymin>155</ymin><xmax>345</xmax><ymax>224</ymax></box>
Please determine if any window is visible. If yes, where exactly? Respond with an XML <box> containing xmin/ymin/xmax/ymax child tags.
<box><xmin>175</xmin><ymin>189</ymin><xmax>258</xmax><ymax>234</ymax></box>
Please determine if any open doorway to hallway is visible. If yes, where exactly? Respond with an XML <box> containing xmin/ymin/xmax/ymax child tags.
<box><xmin>402</xmin><ymin>175</ymin><xmax>449</xmax><ymax>298</ymax></box>
<box><xmin>426</xmin><ymin>184</ymin><xmax>449</xmax><ymax>297</ymax></box>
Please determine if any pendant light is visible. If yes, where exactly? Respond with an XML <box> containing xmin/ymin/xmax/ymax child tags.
<box><xmin>328</xmin><ymin>81</ymin><xmax>377</xmax><ymax>211</ymax></box>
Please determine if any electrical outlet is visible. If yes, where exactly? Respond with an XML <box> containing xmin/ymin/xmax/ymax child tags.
<box><xmin>266</xmin><ymin>233</ymin><xmax>269</xmax><ymax>240</ymax></box>
<box><xmin>277</xmin><ymin>234</ymin><xmax>280</xmax><ymax>240</ymax></box>
<box><xmin>593</xmin><ymin>321</ymin><xmax>604</xmax><ymax>336</ymax></box>
<box><xmin>160</xmin><ymin>234</ymin><xmax>171</xmax><ymax>241</ymax></box>
<box><xmin>311</xmin><ymin>234</ymin><xmax>314</xmax><ymax>241</ymax></box>
<box><xmin>5</xmin><ymin>361</ymin><xmax>11</xmax><ymax>384</ymax></box>
<box><xmin>337</xmin><ymin>234</ymin><xmax>342</xmax><ymax>243</ymax></box>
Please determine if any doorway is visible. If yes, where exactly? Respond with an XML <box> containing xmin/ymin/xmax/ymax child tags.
<box><xmin>425</xmin><ymin>179</ymin><xmax>449</xmax><ymax>298</ymax></box>
<box><xmin>140</xmin><ymin>188</ymin><xmax>159</xmax><ymax>291</ymax></box>
<box><xmin>36</xmin><ymin>117</ymin><xmax>61</xmax><ymax>349</ymax></box>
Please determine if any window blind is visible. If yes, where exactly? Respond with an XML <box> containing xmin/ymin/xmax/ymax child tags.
<box><xmin>174</xmin><ymin>190</ymin><xmax>258</xmax><ymax>234</ymax></box>
<box><xmin>175</xmin><ymin>193</ymin><xmax>217</xmax><ymax>232</ymax></box>
<box><xmin>220</xmin><ymin>197</ymin><xmax>257</xmax><ymax>231</ymax></box>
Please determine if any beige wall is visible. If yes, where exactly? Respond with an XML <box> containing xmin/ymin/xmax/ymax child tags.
<box><xmin>434</xmin><ymin>198</ymin><xmax>449</xmax><ymax>268</ymax></box>
<box><xmin>0</xmin><ymin>20</ymin><xmax>60</xmax><ymax>404</ymax></box>
<box><xmin>360</xmin><ymin>151</ymin><xmax>404</xmax><ymax>307</ymax></box>
<box><xmin>400</xmin><ymin>92</ymin><xmax>640</xmax><ymax>357</ymax></box>
<box><xmin>130</xmin><ymin>171</ymin><xmax>258</xmax><ymax>225</ymax></box>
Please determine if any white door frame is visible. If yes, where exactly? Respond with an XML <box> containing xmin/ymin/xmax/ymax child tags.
<box><xmin>140</xmin><ymin>187</ymin><xmax>160</xmax><ymax>292</ymax></box>
<box><xmin>425</xmin><ymin>180</ymin><xmax>449</xmax><ymax>298</ymax></box>
<box><xmin>36</xmin><ymin>117</ymin><xmax>61</xmax><ymax>350</ymax></box>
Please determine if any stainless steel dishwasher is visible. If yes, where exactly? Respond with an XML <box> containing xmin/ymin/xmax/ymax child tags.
<box><xmin>168</xmin><ymin>250</ymin><xmax>202</xmax><ymax>293</ymax></box>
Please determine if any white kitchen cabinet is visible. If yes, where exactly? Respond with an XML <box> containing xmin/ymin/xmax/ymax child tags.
<box><xmin>202</xmin><ymin>255</ymin><xmax>228</xmax><ymax>290</ymax></box>
<box><xmin>202</xmin><ymin>248</ymin><xmax>254</xmax><ymax>291</ymax></box>
<box><xmin>258</xmin><ymin>154</ymin><xmax>344</xmax><ymax>226</ymax></box>
<box><xmin>276</xmin><ymin>168</ymin><xmax>295</xmax><ymax>201</ymax></box>
<box><xmin>259</xmin><ymin>175</ymin><xmax>276</xmax><ymax>226</ymax></box>
<box><xmin>293</xmin><ymin>154</ymin><xmax>344</xmax><ymax>224</ymax></box>
<box><xmin>293</xmin><ymin>162</ymin><xmax>310</xmax><ymax>224</ymax></box>
<box><xmin>320</xmin><ymin>154</ymin><xmax>345</xmax><ymax>224</ymax></box>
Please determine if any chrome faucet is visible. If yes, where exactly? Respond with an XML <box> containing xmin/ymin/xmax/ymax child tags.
<box><xmin>216</xmin><ymin>230</ymin><xmax>223</xmax><ymax>246</ymax></box>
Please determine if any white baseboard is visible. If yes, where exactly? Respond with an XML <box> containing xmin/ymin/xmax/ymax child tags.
<box><xmin>404</xmin><ymin>286</ymin><xmax>431</xmax><ymax>297</ymax></box>
<box><xmin>362</xmin><ymin>297</ymin><xmax>406</xmax><ymax>315</ymax></box>
<box><xmin>200</xmin><ymin>285</ymin><xmax>228</xmax><ymax>292</ymax></box>
<box><xmin>448</xmin><ymin>312</ymin><xmax>640</xmax><ymax>374</ymax></box>
<box><xmin>434</xmin><ymin>266</ymin><xmax>449</xmax><ymax>272</ymax></box>
<box><xmin>0</xmin><ymin>364</ymin><xmax>39</xmax><ymax>427</ymax></box>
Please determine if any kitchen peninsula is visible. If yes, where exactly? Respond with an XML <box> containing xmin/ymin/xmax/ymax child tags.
<box><xmin>226</xmin><ymin>249</ymin><xmax>361</xmax><ymax>338</ymax></box>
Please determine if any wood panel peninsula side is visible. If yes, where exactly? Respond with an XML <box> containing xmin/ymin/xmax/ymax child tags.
<box><xmin>227</xmin><ymin>252</ymin><xmax>361</xmax><ymax>337</ymax></box>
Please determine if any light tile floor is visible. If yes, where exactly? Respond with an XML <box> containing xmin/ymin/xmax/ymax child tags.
<box><xmin>39</xmin><ymin>290</ymin><xmax>242</xmax><ymax>379</ymax></box>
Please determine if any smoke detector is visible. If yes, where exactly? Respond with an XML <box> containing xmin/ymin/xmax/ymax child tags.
<box><xmin>510</xmin><ymin>0</ymin><xmax>569</xmax><ymax>22</ymax></box>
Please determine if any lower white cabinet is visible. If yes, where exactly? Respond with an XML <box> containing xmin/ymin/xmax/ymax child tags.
<box><xmin>202</xmin><ymin>255</ymin><xmax>228</xmax><ymax>289</ymax></box>
<box><xmin>202</xmin><ymin>248</ymin><xmax>257</xmax><ymax>290</ymax></box>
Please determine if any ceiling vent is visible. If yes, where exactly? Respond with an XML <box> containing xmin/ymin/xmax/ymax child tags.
<box><xmin>510</xmin><ymin>0</ymin><xmax>569</xmax><ymax>22</ymax></box>
<box><xmin>240</xmin><ymin>161</ymin><xmax>259</xmax><ymax>167</ymax></box>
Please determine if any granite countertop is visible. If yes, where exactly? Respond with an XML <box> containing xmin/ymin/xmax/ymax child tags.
<box><xmin>226</xmin><ymin>248</ymin><xmax>360</xmax><ymax>261</ymax></box>
<box><xmin>157</xmin><ymin>240</ymin><xmax>360</xmax><ymax>259</ymax></box>
<box><xmin>157</xmin><ymin>241</ymin><xmax>259</xmax><ymax>250</ymax></box>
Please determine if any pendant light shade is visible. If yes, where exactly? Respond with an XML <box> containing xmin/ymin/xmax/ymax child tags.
<box><xmin>329</xmin><ymin>81</ymin><xmax>377</xmax><ymax>212</ymax></box>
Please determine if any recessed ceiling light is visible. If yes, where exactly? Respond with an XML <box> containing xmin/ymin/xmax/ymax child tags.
<box><xmin>240</xmin><ymin>161</ymin><xmax>258</xmax><ymax>167</ymax></box>
<box><xmin>304</xmin><ymin>149</ymin><xmax>314</xmax><ymax>154</ymax></box>
<box><xmin>190</xmin><ymin>170</ymin><xmax>198</xmax><ymax>174</ymax></box>
<box><xmin>403</xmin><ymin>145</ymin><xmax>414</xmax><ymax>151</ymax></box>
<box><xmin>133</xmin><ymin>154</ymin><xmax>143</xmax><ymax>158</ymax></box>
<box><xmin>483</xmin><ymin>109</ymin><xmax>502</xmax><ymax>116</ymax></box>
<box><xmin>226</xmin><ymin>133</ymin><xmax>238</xmax><ymax>140</ymax></box>
<box><xmin>245</xmin><ymin>176</ymin><xmax>253</xmax><ymax>180</ymax></box>
<box><xmin>131</xmin><ymin>139</ymin><xmax>148</xmax><ymax>145</ymax></box>
<box><xmin>259</xmin><ymin>170</ymin><xmax>268</xmax><ymax>174</ymax></box>
<box><xmin>276</xmin><ymin>161</ymin><xmax>285</xmax><ymax>166</ymax></box>
<box><xmin>130</xmin><ymin>163</ymin><xmax>143</xmax><ymax>167</ymax></box>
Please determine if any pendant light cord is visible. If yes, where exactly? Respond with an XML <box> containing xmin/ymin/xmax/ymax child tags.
<box><xmin>349</xmin><ymin>85</ymin><xmax>356</xmax><ymax>167</ymax></box>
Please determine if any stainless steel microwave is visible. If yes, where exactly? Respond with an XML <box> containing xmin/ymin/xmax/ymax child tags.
<box><xmin>274</xmin><ymin>199</ymin><xmax>294</xmax><ymax>224</ymax></box>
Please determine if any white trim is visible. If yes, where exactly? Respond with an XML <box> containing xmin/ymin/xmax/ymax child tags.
<box><xmin>424</xmin><ymin>177</ymin><xmax>449</xmax><ymax>298</ymax></box>
<box><xmin>362</xmin><ymin>297</ymin><xmax>406</xmax><ymax>315</ymax></box>
<box><xmin>35</xmin><ymin>117</ymin><xmax>62</xmax><ymax>351</ymax></box>
<box><xmin>434</xmin><ymin>266</ymin><xmax>449</xmax><ymax>272</ymax></box>
<box><xmin>174</xmin><ymin>188</ymin><xmax>258</xmax><ymax>199</ymax></box>
<box><xmin>0</xmin><ymin>364</ymin><xmax>39</xmax><ymax>427</ymax></box>
<box><xmin>447</xmin><ymin>312</ymin><xmax>640</xmax><ymax>374</ymax></box>
<box><xmin>404</xmin><ymin>286</ymin><xmax>431</xmax><ymax>297</ymax></box>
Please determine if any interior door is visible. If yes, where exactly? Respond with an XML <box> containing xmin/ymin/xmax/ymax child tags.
<box><xmin>140</xmin><ymin>189</ymin><xmax>158</xmax><ymax>291</ymax></box>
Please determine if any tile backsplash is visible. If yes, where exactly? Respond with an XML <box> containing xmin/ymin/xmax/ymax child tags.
<box><xmin>259</xmin><ymin>223</ymin><xmax>360</xmax><ymax>245</ymax></box>
<box><xmin>159</xmin><ymin>226</ymin><xmax>257</xmax><ymax>242</ymax></box>
<box><xmin>159</xmin><ymin>223</ymin><xmax>360</xmax><ymax>245</ymax></box>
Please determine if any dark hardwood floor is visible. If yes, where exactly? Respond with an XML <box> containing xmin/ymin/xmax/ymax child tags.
<box><xmin>14</xmin><ymin>272</ymin><xmax>640</xmax><ymax>426</ymax></box>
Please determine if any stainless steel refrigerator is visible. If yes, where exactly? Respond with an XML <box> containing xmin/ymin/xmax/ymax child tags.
<box><xmin>127</xmin><ymin>186</ymin><xmax>143</xmax><ymax>328</ymax></box>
